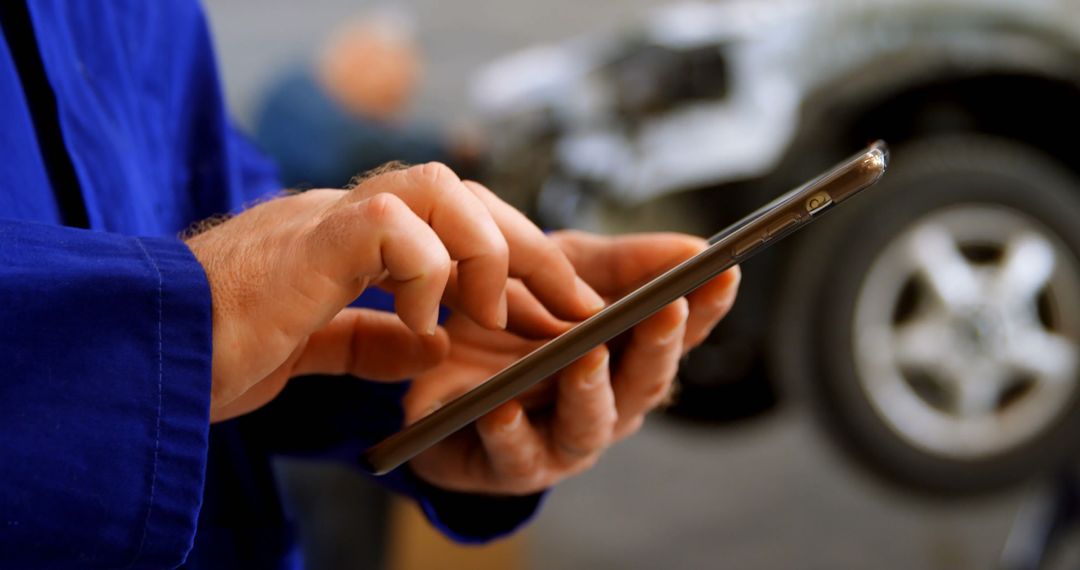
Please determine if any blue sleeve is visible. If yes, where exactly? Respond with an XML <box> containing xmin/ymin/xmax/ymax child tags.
<box><xmin>0</xmin><ymin>219</ymin><xmax>213</xmax><ymax>569</ymax></box>
<box><xmin>386</xmin><ymin>461</ymin><xmax>547</xmax><ymax>545</ymax></box>
<box><xmin>239</xmin><ymin>371</ymin><xmax>545</xmax><ymax>544</ymax></box>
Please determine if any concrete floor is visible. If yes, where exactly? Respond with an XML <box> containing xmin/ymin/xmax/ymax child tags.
<box><xmin>201</xmin><ymin>2</ymin><xmax>1059</xmax><ymax>568</ymax></box>
<box><xmin>533</xmin><ymin>410</ymin><xmax>1025</xmax><ymax>570</ymax></box>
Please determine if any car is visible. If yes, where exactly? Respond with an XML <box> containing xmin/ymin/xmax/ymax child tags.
<box><xmin>469</xmin><ymin>0</ymin><xmax>1080</xmax><ymax>495</ymax></box>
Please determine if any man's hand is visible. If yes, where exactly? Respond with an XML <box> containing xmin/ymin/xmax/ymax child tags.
<box><xmin>405</xmin><ymin>230</ymin><xmax>741</xmax><ymax>495</ymax></box>
<box><xmin>185</xmin><ymin>164</ymin><xmax>605</xmax><ymax>422</ymax></box>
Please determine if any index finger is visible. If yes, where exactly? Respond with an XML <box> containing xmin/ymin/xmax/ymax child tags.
<box><xmin>350</xmin><ymin>163</ymin><xmax>510</xmax><ymax>329</ymax></box>
<box><xmin>464</xmin><ymin>181</ymin><xmax>605</xmax><ymax>321</ymax></box>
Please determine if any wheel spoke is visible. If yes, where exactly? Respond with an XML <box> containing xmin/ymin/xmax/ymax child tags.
<box><xmin>1007</xmin><ymin>330</ymin><xmax>1079</xmax><ymax>381</ymax></box>
<box><xmin>953</xmin><ymin>368</ymin><xmax>1005</xmax><ymax>418</ymax></box>
<box><xmin>996</xmin><ymin>233</ymin><xmax>1055</xmax><ymax>306</ymax></box>
<box><xmin>907</xmin><ymin>224</ymin><xmax>980</xmax><ymax>310</ymax></box>
<box><xmin>893</xmin><ymin>318</ymin><xmax>950</xmax><ymax>370</ymax></box>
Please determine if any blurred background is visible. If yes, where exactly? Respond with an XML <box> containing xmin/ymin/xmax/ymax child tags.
<box><xmin>204</xmin><ymin>0</ymin><xmax>1080</xmax><ymax>568</ymax></box>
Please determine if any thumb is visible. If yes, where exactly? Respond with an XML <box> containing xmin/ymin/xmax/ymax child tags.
<box><xmin>291</xmin><ymin>307</ymin><xmax>450</xmax><ymax>381</ymax></box>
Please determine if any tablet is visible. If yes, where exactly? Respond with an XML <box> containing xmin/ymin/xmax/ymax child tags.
<box><xmin>361</xmin><ymin>141</ymin><xmax>889</xmax><ymax>475</ymax></box>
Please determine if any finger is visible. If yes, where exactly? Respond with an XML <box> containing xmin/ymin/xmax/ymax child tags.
<box><xmin>306</xmin><ymin>192</ymin><xmax>451</xmax><ymax>334</ymax></box>
<box><xmin>683</xmin><ymin>266</ymin><xmax>741</xmax><ymax>350</ymax></box>
<box><xmin>552</xmin><ymin>347</ymin><xmax>616</xmax><ymax>463</ymax></box>
<box><xmin>611</xmin><ymin>298</ymin><xmax>688</xmax><ymax>437</ymax></box>
<box><xmin>505</xmin><ymin>279</ymin><xmax>575</xmax><ymax>340</ymax></box>
<box><xmin>350</xmin><ymin>163</ymin><xmax>510</xmax><ymax>329</ymax></box>
<box><xmin>552</xmin><ymin>230</ymin><xmax>706</xmax><ymax>298</ymax></box>
<box><xmin>465</xmin><ymin>181</ymin><xmax>605</xmax><ymax>320</ymax></box>
<box><xmin>401</xmin><ymin>339</ymin><xmax>525</xmax><ymax>426</ymax></box>
<box><xmin>426</xmin><ymin>268</ymin><xmax>573</xmax><ymax>340</ymax></box>
<box><xmin>476</xmin><ymin>400</ymin><xmax>547</xmax><ymax>490</ymax></box>
<box><xmin>290</xmin><ymin>308</ymin><xmax>450</xmax><ymax>381</ymax></box>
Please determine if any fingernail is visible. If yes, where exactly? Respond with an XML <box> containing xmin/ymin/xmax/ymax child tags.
<box><xmin>710</xmin><ymin>298</ymin><xmax>734</xmax><ymax>315</ymax></box>
<box><xmin>576</xmin><ymin>276</ymin><xmax>606</xmax><ymax>313</ymax></box>
<box><xmin>424</xmin><ymin>313</ymin><xmax>438</xmax><ymax>336</ymax></box>
<box><xmin>500</xmin><ymin>407</ymin><xmax>523</xmax><ymax>432</ymax></box>
<box><xmin>658</xmin><ymin>325</ymin><xmax>683</xmax><ymax>346</ymax></box>
<box><xmin>423</xmin><ymin>400</ymin><xmax>443</xmax><ymax>418</ymax></box>
<box><xmin>496</xmin><ymin>288</ymin><xmax>508</xmax><ymax>329</ymax></box>
<box><xmin>582</xmin><ymin>352</ymin><xmax>610</xmax><ymax>387</ymax></box>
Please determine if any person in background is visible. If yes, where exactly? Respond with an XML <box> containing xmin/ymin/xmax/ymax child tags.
<box><xmin>253</xmin><ymin>12</ymin><xmax>481</xmax><ymax>189</ymax></box>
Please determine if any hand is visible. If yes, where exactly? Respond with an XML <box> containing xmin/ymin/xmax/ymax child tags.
<box><xmin>405</xmin><ymin>230</ymin><xmax>741</xmax><ymax>495</ymax></box>
<box><xmin>184</xmin><ymin>163</ymin><xmax>604</xmax><ymax>422</ymax></box>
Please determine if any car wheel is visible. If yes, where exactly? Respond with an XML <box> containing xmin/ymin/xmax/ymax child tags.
<box><xmin>777</xmin><ymin>135</ymin><xmax>1080</xmax><ymax>494</ymax></box>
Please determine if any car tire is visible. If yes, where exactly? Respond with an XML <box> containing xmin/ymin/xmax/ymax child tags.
<box><xmin>775</xmin><ymin>135</ymin><xmax>1080</xmax><ymax>495</ymax></box>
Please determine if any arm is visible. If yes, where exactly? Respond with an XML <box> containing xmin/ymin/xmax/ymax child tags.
<box><xmin>0</xmin><ymin>219</ymin><xmax>212</xmax><ymax>568</ymax></box>
<box><xmin>223</xmin><ymin>124</ymin><xmax>553</xmax><ymax>541</ymax></box>
<box><xmin>236</xmin><ymin>230</ymin><xmax>741</xmax><ymax>543</ymax></box>
<box><xmin>196</xmin><ymin>152</ymin><xmax>740</xmax><ymax>541</ymax></box>
<box><xmin>179</xmin><ymin>162</ymin><xmax>605</xmax><ymax>544</ymax></box>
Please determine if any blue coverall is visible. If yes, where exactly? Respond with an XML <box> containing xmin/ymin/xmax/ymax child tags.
<box><xmin>0</xmin><ymin>2</ymin><xmax>540</xmax><ymax>568</ymax></box>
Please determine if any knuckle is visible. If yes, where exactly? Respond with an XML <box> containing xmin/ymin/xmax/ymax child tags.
<box><xmin>563</xmin><ymin>419</ymin><xmax>614</xmax><ymax>456</ymax></box>
<box><xmin>643</xmin><ymin>378</ymin><xmax>674</xmax><ymax>407</ymax></box>
<box><xmin>565</xmin><ymin>431</ymin><xmax>600</xmax><ymax>453</ymax></box>
<box><xmin>470</xmin><ymin>210</ymin><xmax>509</xmax><ymax>260</ymax></box>
<box><xmin>410</xmin><ymin>161</ymin><xmax>457</xmax><ymax>187</ymax></box>
<box><xmin>506</xmin><ymin>473</ymin><xmax>547</xmax><ymax>495</ymax></box>
<box><xmin>602</xmin><ymin>406</ymin><xmax>619</xmax><ymax>431</ymax></box>
<box><xmin>577</xmin><ymin>454</ymin><xmax>600</xmax><ymax>472</ymax></box>
<box><xmin>592</xmin><ymin>404</ymin><xmax>619</xmax><ymax>433</ymax></box>
<box><xmin>642</xmin><ymin>331</ymin><xmax>681</xmax><ymax>355</ymax></box>
<box><xmin>538</xmin><ymin>240</ymin><xmax>565</xmax><ymax>269</ymax></box>
<box><xmin>726</xmin><ymin>265</ymin><xmax>743</xmax><ymax>286</ymax></box>
<box><xmin>488</xmin><ymin>234</ymin><xmax>510</xmax><ymax>262</ymax></box>
<box><xmin>619</xmin><ymin>416</ymin><xmax>646</xmax><ymax>439</ymax></box>
<box><xmin>686</xmin><ymin>329</ymin><xmax>711</xmax><ymax>350</ymax></box>
<box><xmin>561</xmin><ymin>453</ymin><xmax>600</xmax><ymax>478</ymax></box>
<box><xmin>655</xmin><ymin>329</ymin><xmax>685</xmax><ymax>351</ymax></box>
<box><xmin>714</xmin><ymin>294</ymin><xmax>737</xmax><ymax>319</ymax></box>
<box><xmin>502</xmin><ymin>454</ymin><xmax>541</xmax><ymax>481</ymax></box>
<box><xmin>670</xmin><ymin>297</ymin><xmax>691</xmax><ymax>322</ymax></box>
<box><xmin>556</xmin><ymin>439</ymin><xmax>590</xmax><ymax>461</ymax></box>
<box><xmin>429</xmin><ymin>249</ymin><xmax>453</xmax><ymax>277</ymax></box>
<box><xmin>360</xmin><ymin>193</ymin><xmax>405</xmax><ymax>224</ymax></box>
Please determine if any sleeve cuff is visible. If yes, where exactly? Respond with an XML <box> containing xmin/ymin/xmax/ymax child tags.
<box><xmin>128</xmin><ymin>237</ymin><xmax>213</xmax><ymax>568</ymax></box>
<box><xmin>409</xmin><ymin>471</ymin><xmax>547</xmax><ymax>545</ymax></box>
<box><xmin>374</xmin><ymin>465</ymin><xmax>546</xmax><ymax>545</ymax></box>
